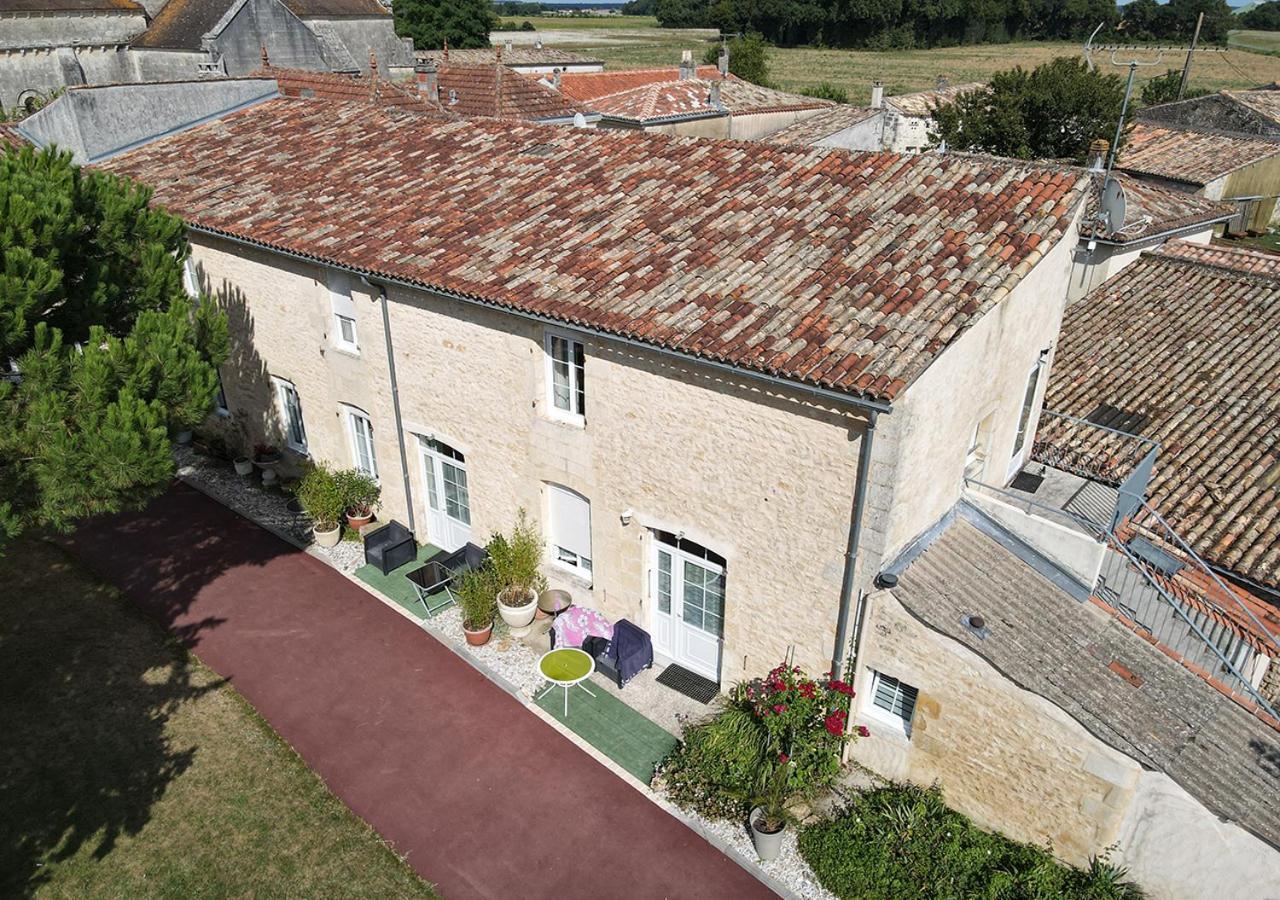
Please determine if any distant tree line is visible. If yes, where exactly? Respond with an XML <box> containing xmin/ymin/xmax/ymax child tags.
<box><xmin>653</xmin><ymin>0</ymin><xmax>1237</xmax><ymax>50</ymax></box>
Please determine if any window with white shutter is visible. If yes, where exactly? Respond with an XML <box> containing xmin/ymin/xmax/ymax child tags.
<box><xmin>329</xmin><ymin>273</ymin><xmax>359</xmax><ymax>354</ymax></box>
<box><xmin>548</xmin><ymin>485</ymin><xmax>592</xmax><ymax>576</ymax></box>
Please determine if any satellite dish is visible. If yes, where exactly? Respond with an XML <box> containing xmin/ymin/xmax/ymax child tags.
<box><xmin>1099</xmin><ymin>177</ymin><xmax>1127</xmax><ymax>234</ymax></box>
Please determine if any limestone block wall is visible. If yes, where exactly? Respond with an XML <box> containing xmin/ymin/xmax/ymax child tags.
<box><xmin>190</xmin><ymin>234</ymin><xmax>870</xmax><ymax>681</ymax></box>
<box><xmin>729</xmin><ymin>106</ymin><xmax>827</xmax><ymax>142</ymax></box>
<box><xmin>852</xmin><ymin>590</ymin><xmax>1280</xmax><ymax>897</ymax></box>
<box><xmin>814</xmin><ymin>114</ymin><xmax>884</xmax><ymax>152</ymax></box>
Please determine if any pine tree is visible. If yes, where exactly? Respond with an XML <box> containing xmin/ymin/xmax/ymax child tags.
<box><xmin>0</xmin><ymin>146</ymin><xmax>227</xmax><ymax>547</ymax></box>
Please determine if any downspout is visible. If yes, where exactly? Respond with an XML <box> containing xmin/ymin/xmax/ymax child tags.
<box><xmin>360</xmin><ymin>276</ymin><xmax>415</xmax><ymax>535</ymax></box>
<box><xmin>832</xmin><ymin>411</ymin><xmax>878</xmax><ymax>680</ymax></box>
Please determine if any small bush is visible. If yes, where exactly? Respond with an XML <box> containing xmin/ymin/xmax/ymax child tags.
<box><xmin>801</xmin><ymin>83</ymin><xmax>849</xmax><ymax>104</ymax></box>
<box><xmin>453</xmin><ymin>562</ymin><xmax>500</xmax><ymax>631</ymax></box>
<box><xmin>294</xmin><ymin>463</ymin><xmax>345</xmax><ymax>530</ymax></box>
<box><xmin>799</xmin><ymin>783</ymin><xmax>1144</xmax><ymax>900</ymax></box>
<box><xmin>488</xmin><ymin>508</ymin><xmax>547</xmax><ymax>605</ymax></box>
<box><xmin>334</xmin><ymin>469</ymin><xmax>380</xmax><ymax>517</ymax></box>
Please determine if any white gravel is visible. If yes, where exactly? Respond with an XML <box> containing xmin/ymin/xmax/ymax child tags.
<box><xmin>683</xmin><ymin>810</ymin><xmax>837</xmax><ymax>900</ymax></box>
<box><xmin>421</xmin><ymin>606</ymin><xmax>546</xmax><ymax>698</ymax></box>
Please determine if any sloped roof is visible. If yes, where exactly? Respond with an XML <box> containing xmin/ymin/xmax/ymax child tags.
<box><xmin>765</xmin><ymin>105</ymin><xmax>882</xmax><ymax>146</ymax></box>
<box><xmin>417</xmin><ymin>46</ymin><xmax>601</xmax><ymax>68</ymax></box>
<box><xmin>1037</xmin><ymin>242</ymin><xmax>1280</xmax><ymax>589</ymax></box>
<box><xmin>258</xmin><ymin>66</ymin><xmax>447</xmax><ymax>113</ymax></box>
<box><xmin>2</xmin><ymin>0</ymin><xmax>141</xmax><ymax>11</ymax></box>
<box><xmin>886</xmin><ymin>83</ymin><xmax>984</xmax><ymax>117</ymax></box>
<box><xmin>97</xmin><ymin>98</ymin><xmax>1087</xmax><ymax>405</ymax></box>
<box><xmin>1119</xmin><ymin>123</ymin><xmax>1280</xmax><ymax>186</ymax></box>
<box><xmin>1156</xmin><ymin>238</ymin><xmax>1280</xmax><ymax>275</ymax></box>
<box><xmin>0</xmin><ymin>123</ymin><xmax>30</xmax><ymax>149</ymax></box>
<box><xmin>1223</xmin><ymin>84</ymin><xmax>1280</xmax><ymax>127</ymax></box>
<box><xmin>894</xmin><ymin>516</ymin><xmax>1280</xmax><ymax>847</ymax></box>
<box><xmin>553</xmin><ymin>65</ymin><xmax>723</xmax><ymax>102</ymax></box>
<box><xmin>437</xmin><ymin>64</ymin><xmax>587</xmax><ymax>121</ymax></box>
<box><xmin>278</xmin><ymin>0</ymin><xmax>386</xmax><ymax>15</ymax></box>
<box><xmin>1079</xmin><ymin>173</ymin><xmax>1234</xmax><ymax>243</ymax></box>
<box><xmin>590</xmin><ymin>78</ymin><xmax>830</xmax><ymax>124</ymax></box>
<box><xmin>131</xmin><ymin>0</ymin><xmax>226</xmax><ymax>49</ymax></box>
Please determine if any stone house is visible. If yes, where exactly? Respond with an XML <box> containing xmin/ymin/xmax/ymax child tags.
<box><xmin>882</xmin><ymin>79</ymin><xmax>984</xmax><ymax>153</ymax></box>
<box><xmin>765</xmin><ymin>102</ymin><xmax>884</xmax><ymax>151</ymax></box>
<box><xmin>92</xmin><ymin>98</ymin><xmax>1280</xmax><ymax>896</ymax></box>
<box><xmin>1138</xmin><ymin>83</ymin><xmax>1280</xmax><ymax>138</ymax></box>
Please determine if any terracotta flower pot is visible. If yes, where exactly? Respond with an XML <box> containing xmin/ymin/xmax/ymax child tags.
<box><xmin>345</xmin><ymin>508</ymin><xmax>374</xmax><ymax>530</ymax></box>
<box><xmin>463</xmin><ymin>620</ymin><xmax>493</xmax><ymax>646</ymax></box>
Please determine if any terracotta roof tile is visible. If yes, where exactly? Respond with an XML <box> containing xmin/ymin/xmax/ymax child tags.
<box><xmin>554</xmin><ymin>66</ymin><xmax>723</xmax><ymax>102</ymax></box>
<box><xmin>1037</xmin><ymin>241</ymin><xmax>1280</xmax><ymax>589</ymax></box>
<box><xmin>98</xmin><ymin>98</ymin><xmax>1088</xmax><ymax>405</ymax></box>
<box><xmin>766</xmin><ymin>105</ymin><xmax>882</xmax><ymax>146</ymax></box>
<box><xmin>416</xmin><ymin>47</ymin><xmax>602</xmax><ymax>68</ymax></box>
<box><xmin>256</xmin><ymin>66</ymin><xmax>447</xmax><ymax>113</ymax></box>
<box><xmin>1080</xmin><ymin>173</ymin><xmax>1235</xmax><ymax>243</ymax></box>
<box><xmin>0</xmin><ymin>123</ymin><xmax>30</xmax><ymax>149</ymax></box>
<box><xmin>1223</xmin><ymin>84</ymin><xmax>1280</xmax><ymax>127</ymax></box>
<box><xmin>438</xmin><ymin>64</ymin><xmax>586</xmax><ymax>121</ymax></box>
<box><xmin>1119</xmin><ymin>123</ymin><xmax>1280</xmax><ymax>186</ymax></box>
<box><xmin>591</xmin><ymin>78</ymin><xmax>831</xmax><ymax>124</ymax></box>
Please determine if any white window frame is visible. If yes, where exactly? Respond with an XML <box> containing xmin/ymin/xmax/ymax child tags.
<box><xmin>544</xmin><ymin>330</ymin><xmax>585</xmax><ymax>425</ymax></box>
<box><xmin>344</xmin><ymin>405</ymin><xmax>378</xmax><ymax>480</ymax></box>
<box><xmin>863</xmin><ymin>669</ymin><xmax>918</xmax><ymax>737</ymax></box>
<box><xmin>329</xmin><ymin>273</ymin><xmax>359</xmax><ymax>355</ymax></box>
<box><xmin>548</xmin><ymin>484</ymin><xmax>592</xmax><ymax>578</ymax></box>
<box><xmin>1006</xmin><ymin>361</ymin><xmax>1043</xmax><ymax>480</ymax></box>
<box><xmin>271</xmin><ymin>376</ymin><xmax>308</xmax><ymax>454</ymax></box>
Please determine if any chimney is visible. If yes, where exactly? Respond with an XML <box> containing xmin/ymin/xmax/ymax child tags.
<box><xmin>415</xmin><ymin>60</ymin><xmax>439</xmax><ymax>103</ymax></box>
<box><xmin>552</xmin><ymin>67</ymin><xmax>562</xmax><ymax>90</ymax></box>
<box><xmin>870</xmin><ymin>80</ymin><xmax>883</xmax><ymax>109</ymax></box>
<box><xmin>1087</xmin><ymin>138</ymin><xmax>1109</xmax><ymax>172</ymax></box>
<box><xmin>504</xmin><ymin>38</ymin><xmax>513</xmax><ymax>54</ymax></box>
<box><xmin>709</xmin><ymin>79</ymin><xmax>722</xmax><ymax>108</ymax></box>
<box><xmin>496</xmin><ymin>42</ymin><xmax>503</xmax><ymax>63</ymax></box>
<box><xmin>260</xmin><ymin>44</ymin><xmax>270</xmax><ymax>69</ymax></box>
<box><xmin>717</xmin><ymin>44</ymin><xmax>728</xmax><ymax>77</ymax></box>
<box><xmin>679</xmin><ymin>49</ymin><xmax>694</xmax><ymax>81</ymax></box>
<box><xmin>936</xmin><ymin>75</ymin><xmax>949</xmax><ymax>90</ymax></box>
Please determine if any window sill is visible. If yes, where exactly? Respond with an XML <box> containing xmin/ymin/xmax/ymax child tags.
<box><xmin>549</xmin><ymin>560</ymin><xmax>594</xmax><ymax>590</ymax></box>
<box><xmin>543</xmin><ymin>409</ymin><xmax>586</xmax><ymax>429</ymax></box>
<box><xmin>328</xmin><ymin>345</ymin><xmax>362</xmax><ymax>360</ymax></box>
<box><xmin>860</xmin><ymin>706</ymin><xmax>912</xmax><ymax>740</ymax></box>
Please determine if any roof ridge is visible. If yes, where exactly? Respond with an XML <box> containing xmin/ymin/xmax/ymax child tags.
<box><xmin>1145</xmin><ymin>245</ymin><xmax>1280</xmax><ymax>285</ymax></box>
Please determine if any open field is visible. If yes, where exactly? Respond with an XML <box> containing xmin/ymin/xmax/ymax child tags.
<box><xmin>494</xmin><ymin>24</ymin><xmax>1280</xmax><ymax>104</ymax></box>
<box><xmin>497</xmin><ymin>14</ymin><xmax>661</xmax><ymax>30</ymax></box>
<box><xmin>1230</xmin><ymin>28</ymin><xmax>1280</xmax><ymax>56</ymax></box>
<box><xmin>0</xmin><ymin>537</ymin><xmax>437</xmax><ymax>899</ymax></box>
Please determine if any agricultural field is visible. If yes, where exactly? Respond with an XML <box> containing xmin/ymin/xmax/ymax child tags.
<box><xmin>494</xmin><ymin>21</ymin><xmax>1280</xmax><ymax>104</ymax></box>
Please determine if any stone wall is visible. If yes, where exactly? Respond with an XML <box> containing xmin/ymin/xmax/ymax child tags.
<box><xmin>814</xmin><ymin>114</ymin><xmax>884</xmax><ymax>152</ymax></box>
<box><xmin>729</xmin><ymin>106</ymin><xmax>826</xmax><ymax>142</ymax></box>
<box><xmin>851</xmin><ymin>590</ymin><xmax>1280</xmax><ymax>897</ymax></box>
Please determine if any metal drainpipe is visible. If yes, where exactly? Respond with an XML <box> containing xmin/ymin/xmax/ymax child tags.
<box><xmin>832</xmin><ymin>411</ymin><xmax>878</xmax><ymax>681</ymax></box>
<box><xmin>361</xmin><ymin>276</ymin><xmax>415</xmax><ymax>535</ymax></box>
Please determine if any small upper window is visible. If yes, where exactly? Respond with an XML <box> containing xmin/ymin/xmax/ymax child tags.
<box><xmin>865</xmin><ymin>670</ymin><xmax>918</xmax><ymax>736</ymax></box>
<box><xmin>329</xmin><ymin>273</ymin><xmax>358</xmax><ymax>354</ymax></box>
<box><xmin>545</xmin><ymin>332</ymin><xmax>585</xmax><ymax>423</ymax></box>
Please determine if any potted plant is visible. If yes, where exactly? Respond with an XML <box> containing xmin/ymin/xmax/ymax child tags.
<box><xmin>254</xmin><ymin>442</ymin><xmax>282</xmax><ymax>466</ymax></box>
<box><xmin>295</xmin><ymin>463</ymin><xmax>345</xmax><ymax>548</ymax></box>
<box><xmin>749</xmin><ymin>762</ymin><xmax>795</xmax><ymax>862</ymax></box>
<box><xmin>336</xmin><ymin>469</ymin><xmax>380</xmax><ymax>530</ymax></box>
<box><xmin>453</xmin><ymin>563</ymin><xmax>499</xmax><ymax>646</ymax></box>
<box><xmin>175</xmin><ymin>428</ymin><xmax>194</xmax><ymax>445</ymax></box>
<box><xmin>489</xmin><ymin>509</ymin><xmax>547</xmax><ymax>629</ymax></box>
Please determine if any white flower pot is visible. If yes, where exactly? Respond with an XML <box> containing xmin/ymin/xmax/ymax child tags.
<box><xmin>262</xmin><ymin>468</ymin><xmax>278</xmax><ymax>486</ymax></box>
<box><xmin>176</xmin><ymin>430</ymin><xmax>193</xmax><ymax>445</ymax></box>
<box><xmin>234</xmin><ymin>458</ymin><xmax>254</xmax><ymax>476</ymax></box>
<box><xmin>750</xmin><ymin>807</ymin><xmax>787</xmax><ymax>862</ymax></box>
<box><xmin>313</xmin><ymin>523</ymin><xmax>341</xmax><ymax>548</ymax></box>
<box><xmin>497</xmin><ymin>588</ymin><xmax>538</xmax><ymax>629</ymax></box>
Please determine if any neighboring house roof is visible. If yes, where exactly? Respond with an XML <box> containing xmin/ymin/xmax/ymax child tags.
<box><xmin>0</xmin><ymin>123</ymin><xmax>30</xmax><ymax>149</ymax></box>
<box><xmin>1119</xmin><ymin>123</ymin><xmax>1280</xmax><ymax>186</ymax></box>
<box><xmin>437</xmin><ymin>64</ymin><xmax>587</xmax><ymax>121</ymax></box>
<box><xmin>590</xmin><ymin>78</ymin><xmax>830</xmax><ymax>124</ymax></box>
<box><xmin>893</xmin><ymin>514</ymin><xmax>1280</xmax><ymax>847</ymax></box>
<box><xmin>1</xmin><ymin>0</ymin><xmax>142</xmax><ymax>10</ymax></box>
<box><xmin>885</xmin><ymin>82</ymin><xmax>983</xmax><ymax>117</ymax></box>
<box><xmin>97</xmin><ymin>98</ymin><xmax>1087</xmax><ymax>406</ymax></box>
<box><xmin>277</xmin><ymin>0</ymin><xmax>387</xmax><ymax>15</ymax></box>
<box><xmin>765</xmin><ymin>104</ymin><xmax>881</xmax><ymax>146</ymax></box>
<box><xmin>133</xmin><ymin>0</ymin><xmax>387</xmax><ymax>51</ymax></box>
<box><xmin>553</xmin><ymin>66</ymin><xmax>723</xmax><ymax>102</ymax></box>
<box><xmin>1222</xmin><ymin>85</ymin><xmax>1280</xmax><ymax>127</ymax></box>
<box><xmin>257</xmin><ymin>66</ymin><xmax>447</xmax><ymax>112</ymax></box>
<box><xmin>1036</xmin><ymin>241</ymin><xmax>1280</xmax><ymax>590</ymax></box>
<box><xmin>1156</xmin><ymin>237</ymin><xmax>1280</xmax><ymax>276</ymax></box>
<box><xmin>416</xmin><ymin>46</ymin><xmax>602</xmax><ymax>68</ymax></box>
<box><xmin>1079</xmin><ymin>173</ymin><xmax>1235</xmax><ymax>244</ymax></box>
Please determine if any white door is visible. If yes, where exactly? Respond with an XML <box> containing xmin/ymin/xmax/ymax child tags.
<box><xmin>651</xmin><ymin>534</ymin><xmax>725</xmax><ymax>682</ymax></box>
<box><xmin>418</xmin><ymin>437</ymin><xmax>472</xmax><ymax>552</ymax></box>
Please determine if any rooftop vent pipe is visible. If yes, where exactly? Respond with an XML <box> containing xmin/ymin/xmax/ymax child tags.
<box><xmin>679</xmin><ymin>49</ymin><xmax>694</xmax><ymax>81</ymax></box>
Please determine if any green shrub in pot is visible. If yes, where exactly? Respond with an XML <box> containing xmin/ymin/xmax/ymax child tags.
<box><xmin>295</xmin><ymin>463</ymin><xmax>345</xmax><ymax>547</ymax></box>
<box><xmin>488</xmin><ymin>508</ymin><xmax>547</xmax><ymax>621</ymax></box>
<box><xmin>453</xmin><ymin>562</ymin><xmax>500</xmax><ymax>644</ymax></box>
<box><xmin>335</xmin><ymin>469</ymin><xmax>380</xmax><ymax>526</ymax></box>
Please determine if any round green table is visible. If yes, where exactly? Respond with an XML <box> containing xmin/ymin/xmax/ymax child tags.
<box><xmin>536</xmin><ymin>647</ymin><xmax>596</xmax><ymax>716</ymax></box>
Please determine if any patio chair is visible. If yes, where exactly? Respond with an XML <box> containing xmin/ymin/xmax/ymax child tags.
<box><xmin>364</xmin><ymin>521</ymin><xmax>417</xmax><ymax>576</ymax></box>
<box><xmin>405</xmin><ymin>542</ymin><xmax>488</xmax><ymax>615</ymax></box>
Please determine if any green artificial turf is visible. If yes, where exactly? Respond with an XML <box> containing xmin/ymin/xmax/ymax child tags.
<box><xmin>535</xmin><ymin>680</ymin><xmax>678</xmax><ymax>784</ymax></box>
<box><xmin>354</xmin><ymin>544</ymin><xmax>444</xmax><ymax>618</ymax></box>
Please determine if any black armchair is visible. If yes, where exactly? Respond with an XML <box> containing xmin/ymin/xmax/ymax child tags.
<box><xmin>364</xmin><ymin>521</ymin><xmax>416</xmax><ymax>575</ymax></box>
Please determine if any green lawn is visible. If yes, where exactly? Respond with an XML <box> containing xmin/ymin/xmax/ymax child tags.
<box><xmin>1230</xmin><ymin>28</ymin><xmax>1280</xmax><ymax>56</ymax></box>
<box><xmin>0</xmin><ymin>537</ymin><xmax>438</xmax><ymax>899</ymax></box>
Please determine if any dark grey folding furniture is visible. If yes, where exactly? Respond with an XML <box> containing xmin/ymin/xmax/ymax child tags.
<box><xmin>405</xmin><ymin>542</ymin><xmax>488</xmax><ymax>614</ymax></box>
<box><xmin>364</xmin><ymin>521</ymin><xmax>416</xmax><ymax>576</ymax></box>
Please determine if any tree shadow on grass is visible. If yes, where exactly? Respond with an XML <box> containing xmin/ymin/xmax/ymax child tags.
<box><xmin>0</xmin><ymin>539</ymin><xmax>222</xmax><ymax>896</ymax></box>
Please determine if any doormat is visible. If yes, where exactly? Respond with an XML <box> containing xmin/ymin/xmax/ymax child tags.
<box><xmin>1010</xmin><ymin>471</ymin><xmax>1044</xmax><ymax>494</ymax></box>
<box><xmin>655</xmin><ymin>664</ymin><xmax>720</xmax><ymax>704</ymax></box>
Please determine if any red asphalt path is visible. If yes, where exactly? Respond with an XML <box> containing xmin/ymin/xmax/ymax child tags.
<box><xmin>66</xmin><ymin>484</ymin><xmax>774</xmax><ymax>900</ymax></box>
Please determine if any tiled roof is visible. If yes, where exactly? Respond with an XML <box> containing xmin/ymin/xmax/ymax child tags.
<box><xmin>438</xmin><ymin>64</ymin><xmax>587</xmax><ymax>121</ymax></box>
<box><xmin>2</xmin><ymin>0</ymin><xmax>141</xmax><ymax>11</ymax></box>
<box><xmin>894</xmin><ymin>515</ymin><xmax>1280</xmax><ymax>847</ymax></box>
<box><xmin>590</xmin><ymin>78</ymin><xmax>830</xmax><ymax>124</ymax></box>
<box><xmin>1079</xmin><ymin>173</ymin><xmax>1234</xmax><ymax>243</ymax></box>
<box><xmin>257</xmin><ymin>66</ymin><xmax>446</xmax><ymax>112</ymax></box>
<box><xmin>1119</xmin><ymin>123</ymin><xmax>1280</xmax><ymax>186</ymax></box>
<box><xmin>278</xmin><ymin>0</ymin><xmax>387</xmax><ymax>15</ymax></box>
<box><xmin>1156</xmin><ymin>238</ymin><xmax>1280</xmax><ymax>276</ymax></box>
<box><xmin>553</xmin><ymin>66</ymin><xmax>723</xmax><ymax>102</ymax></box>
<box><xmin>132</xmin><ymin>0</ymin><xmax>230</xmax><ymax>50</ymax></box>
<box><xmin>98</xmin><ymin>98</ymin><xmax>1087</xmax><ymax>405</ymax></box>
<box><xmin>765</xmin><ymin>105</ymin><xmax>882</xmax><ymax>146</ymax></box>
<box><xmin>0</xmin><ymin>123</ymin><xmax>30</xmax><ymax>149</ymax></box>
<box><xmin>416</xmin><ymin>46</ymin><xmax>602</xmax><ymax>68</ymax></box>
<box><xmin>1224</xmin><ymin>85</ymin><xmax>1280</xmax><ymax>127</ymax></box>
<box><xmin>886</xmin><ymin>83</ymin><xmax>984</xmax><ymax>117</ymax></box>
<box><xmin>1037</xmin><ymin>242</ymin><xmax>1280</xmax><ymax>589</ymax></box>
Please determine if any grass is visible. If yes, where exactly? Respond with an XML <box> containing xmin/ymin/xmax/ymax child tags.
<box><xmin>0</xmin><ymin>537</ymin><xmax>438</xmax><ymax>899</ymax></box>
<box><xmin>1229</xmin><ymin>28</ymin><xmax>1280</xmax><ymax>56</ymax></box>
<box><xmin>534</xmin><ymin>679</ymin><xmax>678</xmax><ymax>783</ymax></box>
<box><xmin>493</xmin><ymin>21</ymin><xmax>1280</xmax><ymax>104</ymax></box>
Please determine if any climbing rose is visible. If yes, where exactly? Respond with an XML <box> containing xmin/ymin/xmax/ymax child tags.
<box><xmin>824</xmin><ymin>712</ymin><xmax>846</xmax><ymax>735</ymax></box>
<box><xmin>773</xmin><ymin>704</ymin><xmax>787</xmax><ymax>714</ymax></box>
<box><xmin>857</xmin><ymin>725</ymin><xmax>870</xmax><ymax>738</ymax></box>
<box><xmin>779</xmin><ymin>753</ymin><xmax>789</xmax><ymax>764</ymax></box>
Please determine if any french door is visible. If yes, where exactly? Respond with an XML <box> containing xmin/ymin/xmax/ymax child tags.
<box><xmin>418</xmin><ymin>436</ymin><xmax>472</xmax><ymax>552</ymax></box>
<box><xmin>651</xmin><ymin>532</ymin><xmax>725</xmax><ymax>682</ymax></box>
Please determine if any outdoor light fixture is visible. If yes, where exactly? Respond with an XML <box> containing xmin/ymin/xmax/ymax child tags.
<box><xmin>620</xmin><ymin>508</ymin><xmax>633</xmax><ymax>525</ymax></box>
